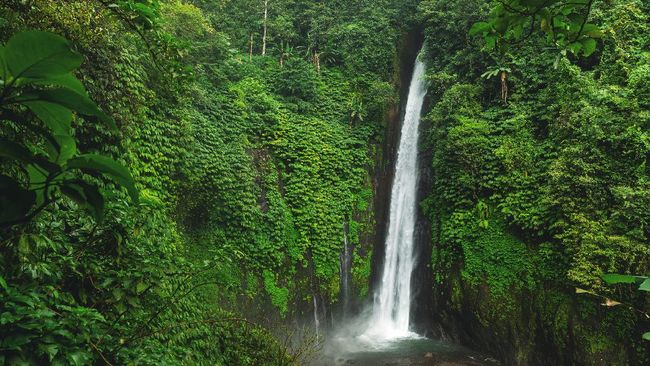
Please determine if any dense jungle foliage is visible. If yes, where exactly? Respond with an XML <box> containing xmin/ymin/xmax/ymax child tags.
<box><xmin>0</xmin><ymin>0</ymin><xmax>648</xmax><ymax>365</ymax></box>
<box><xmin>419</xmin><ymin>0</ymin><xmax>649</xmax><ymax>364</ymax></box>
<box><xmin>0</xmin><ymin>0</ymin><xmax>416</xmax><ymax>364</ymax></box>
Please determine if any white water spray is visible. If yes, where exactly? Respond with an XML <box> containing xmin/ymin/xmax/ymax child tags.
<box><xmin>364</xmin><ymin>54</ymin><xmax>427</xmax><ymax>341</ymax></box>
<box><xmin>340</xmin><ymin>223</ymin><xmax>352</xmax><ymax>318</ymax></box>
<box><xmin>313</xmin><ymin>295</ymin><xmax>320</xmax><ymax>337</ymax></box>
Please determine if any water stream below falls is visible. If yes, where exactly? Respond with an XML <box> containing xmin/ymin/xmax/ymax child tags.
<box><xmin>319</xmin><ymin>337</ymin><xmax>499</xmax><ymax>366</ymax></box>
<box><xmin>315</xmin><ymin>51</ymin><xmax>499</xmax><ymax>366</ymax></box>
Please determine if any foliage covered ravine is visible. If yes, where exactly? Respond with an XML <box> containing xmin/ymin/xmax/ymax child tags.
<box><xmin>0</xmin><ymin>0</ymin><xmax>648</xmax><ymax>365</ymax></box>
<box><xmin>418</xmin><ymin>0</ymin><xmax>649</xmax><ymax>364</ymax></box>
<box><xmin>1</xmin><ymin>0</ymin><xmax>411</xmax><ymax>364</ymax></box>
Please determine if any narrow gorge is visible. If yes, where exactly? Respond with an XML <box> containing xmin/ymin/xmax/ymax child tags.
<box><xmin>1</xmin><ymin>1</ymin><xmax>648</xmax><ymax>365</ymax></box>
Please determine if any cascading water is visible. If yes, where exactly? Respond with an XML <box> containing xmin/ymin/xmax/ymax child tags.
<box><xmin>365</xmin><ymin>53</ymin><xmax>427</xmax><ymax>340</ymax></box>
<box><xmin>313</xmin><ymin>295</ymin><xmax>320</xmax><ymax>337</ymax></box>
<box><xmin>340</xmin><ymin>222</ymin><xmax>352</xmax><ymax>318</ymax></box>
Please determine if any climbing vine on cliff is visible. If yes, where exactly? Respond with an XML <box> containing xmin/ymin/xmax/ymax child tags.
<box><xmin>421</xmin><ymin>0</ymin><xmax>649</xmax><ymax>362</ymax></box>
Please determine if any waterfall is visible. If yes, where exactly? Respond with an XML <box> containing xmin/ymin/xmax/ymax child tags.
<box><xmin>313</xmin><ymin>294</ymin><xmax>320</xmax><ymax>337</ymax></box>
<box><xmin>340</xmin><ymin>222</ymin><xmax>352</xmax><ymax>318</ymax></box>
<box><xmin>366</xmin><ymin>53</ymin><xmax>427</xmax><ymax>340</ymax></box>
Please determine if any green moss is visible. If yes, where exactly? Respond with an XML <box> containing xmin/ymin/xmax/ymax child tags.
<box><xmin>351</xmin><ymin>247</ymin><xmax>372</xmax><ymax>298</ymax></box>
<box><xmin>461</xmin><ymin>219</ymin><xmax>536</xmax><ymax>299</ymax></box>
<box><xmin>263</xmin><ymin>270</ymin><xmax>289</xmax><ymax>316</ymax></box>
<box><xmin>450</xmin><ymin>277</ymin><xmax>463</xmax><ymax>312</ymax></box>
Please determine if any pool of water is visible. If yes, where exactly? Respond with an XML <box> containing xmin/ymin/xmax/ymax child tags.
<box><xmin>313</xmin><ymin>336</ymin><xmax>500</xmax><ymax>366</ymax></box>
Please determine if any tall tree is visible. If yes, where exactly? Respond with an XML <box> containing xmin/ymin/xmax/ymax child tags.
<box><xmin>262</xmin><ymin>0</ymin><xmax>269</xmax><ymax>56</ymax></box>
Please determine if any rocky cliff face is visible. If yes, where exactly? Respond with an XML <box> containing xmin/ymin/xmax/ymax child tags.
<box><xmin>428</xmin><ymin>265</ymin><xmax>650</xmax><ymax>365</ymax></box>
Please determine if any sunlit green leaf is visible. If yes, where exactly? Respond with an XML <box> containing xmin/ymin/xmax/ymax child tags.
<box><xmin>639</xmin><ymin>279</ymin><xmax>650</xmax><ymax>292</ymax></box>
<box><xmin>568</xmin><ymin>42</ymin><xmax>582</xmax><ymax>55</ymax></box>
<box><xmin>26</xmin><ymin>164</ymin><xmax>48</xmax><ymax>206</ymax></box>
<box><xmin>3</xmin><ymin>30</ymin><xmax>83</xmax><ymax>79</ymax></box>
<box><xmin>602</xmin><ymin>274</ymin><xmax>646</xmax><ymax>285</ymax></box>
<box><xmin>581</xmin><ymin>37</ymin><xmax>597</xmax><ymax>57</ymax></box>
<box><xmin>38</xmin><ymin>343</ymin><xmax>59</xmax><ymax>361</ymax></box>
<box><xmin>112</xmin><ymin>288</ymin><xmax>124</xmax><ymax>301</ymax></box>
<box><xmin>67</xmin><ymin>154</ymin><xmax>138</xmax><ymax>202</ymax></box>
<box><xmin>0</xmin><ymin>45</ymin><xmax>6</xmax><ymax>81</ymax></box>
<box><xmin>24</xmin><ymin>73</ymin><xmax>87</xmax><ymax>95</ymax></box>
<box><xmin>23</xmin><ymin>101</ymin><xmax>73</xmax><ymax>135</ymax></box>
<box><xmin>68</xmin><ymin>351</ymin><xmax>91</xmax><ymax>366</ymax></box>
<box><xmin>581</xmin><ymin>24</ymin><xmax>602</xmax><ymax>38</ymax></box>
<box><xmin>19</xmin><ymin>88</ymin><xmax>115</xmax><ymax>130</ymax></box>
<box><xmin>469</xmin><ymin>22</ymin><xmax>492</xmax><ymax>36</ymax></box>
<box><xmin>53</xmin><ymin>134</ymin><xmax>77</xmax><ymax>163</ymax></box>
<box><xmin>136</xmin><ymin>281</ymin><xmax>147</xmax><ymax>294</ymax></box>
<box><xmin>485</xmin><ymin>35</ymin><xmax>496</xmax><ymax>50</ymax></box>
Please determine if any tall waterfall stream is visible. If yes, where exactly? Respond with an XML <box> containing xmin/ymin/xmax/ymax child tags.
<box><xmin>366</xmin><ymin>50</ymin><xmax>427</xmax><ymax>340</ymax></box>
<box><xmin>315</xmin><ymin>52</ymin><xmax>498</xmax><ymax>366</ymax></box>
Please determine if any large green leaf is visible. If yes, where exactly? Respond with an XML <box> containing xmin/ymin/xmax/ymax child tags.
<box><xmin>581</xmin><ymin>38</ymin><xmax>597</xmax><ymax>57</ymax></box>
<box><xmin>3</xmin><ymin>30</ymin><xmax>83</xmax><ymax>79</ymax></box>
<box><xmin>568</xmin><ymin>42</ymin><xmax>583</xmax><ymax>55</ymax></box>
<box><xmin>0</xmin><ymin>138</ymin><xmax>59</xmax><ymax>172</ymax></box>
<box><xmin>78</xmin><ymin>181</ymin><xmax>104</xmax><ymax>221</ymax></box>
<box><xmin>68</xmin><ymin>350</ymin><xmax>92</xmax><ymax>366</ymax></box>
<box><xmin>24</xmin><ymin>73</ymin><xmax>87</xmax><ymax>95</ymax></box>
<box><xmin>66</xmin><ymin>154</ymin><xmax>138</xmax><ymax>201</ymax></box>
<box><xmin>26</xmin><ymin>164</ymin><xmax>48</xmax><ymax>206</ymax></box>
<box><xmin>0</xmin><ymin>45</ymin><xmax>6</xmax><ymax>80</ymax></box>
<box><xmin>60</xmin><ymin>180</ymin><xmax>104</xmax><ymax>221</ymax></box>
<box><xmin>485</xmin><ymin>35</ymin><xmax>496</xmax><ymax>50</ymax></box>
<box><xmin>581</xmin><ymin>24</ymin><xmax>603</xmax><ymax>38</ymax></box>
<box><xmin>639</xmin><ymin>278</ymin><xmax>650</xmax><ymax>292</ymax></box>
<box><xmin>19</xmin><ymin>88</ymin><xmax>116</xmax><ymax>130</ymax></box>
<box><xmin>0</xmin><ymin>139</ymin><xmax>36</xmax><ymax>164</ymax></box>
<box><xmin>520</xmin><ymin>0</ymin><xmax>548</xmax><ymax>7</ymax></box>
<box><xmin>53</xmin><ymin>134</ymin><xmax>77</xmax><ymax>163</ymax></box>
<box><xmin>601</xmin><ymin>274</ymin><xmax>646</xmax><ymax>285</ymax></box>
<box><xmin>643</xmin><ymin>332</ymin><xmax>650</xmax><ymax>341</ymax></box>
<box><xmin>469</xmin><ymin>22</ymin><xmax>492</xmax><ymax>36</ymax></box>
<box><xmin>39</xmin><ymin>343</ymin><xmax>59</xmax><ymax>361</ymax></box>
<box><xmin>23</xmin><ymin>100</ymin><xmax>73</xmax><ymax>135</ymax></box>
<box><xmin>0</xmin><ymin>174</ymin><xmax>36</xmax><ymax>225</ymax></box>
<box><xmin>18</xmin><ymin>120</ymin><xmax>69</xmax><ymax>164</ymax></box>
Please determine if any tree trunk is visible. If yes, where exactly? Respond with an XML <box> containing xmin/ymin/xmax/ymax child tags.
<box><xmin>262</xmin><ymin>0</ymin><xmax>268</xmax><ymax>56</ymax></box>
<box><xmin>314</xmin><ymin>52</ymin><xmax>321</xmax><ymax>74</ymax></box>
<box><xmin>500</xmin><ymin>70</ymin><xmax>508</xmax><ymax>105</ymax></box>
<box><xmin>249</xmin><ymin>33</ymin><xmax>253</xmax><ymax>62</ymax></box>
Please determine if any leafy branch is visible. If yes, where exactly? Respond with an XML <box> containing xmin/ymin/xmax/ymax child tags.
<box><xmin>0</xmin><ymin>31</ymin><xmax>138</xmax><ymax>228</ymax></box>
<box><xmin>469</xmin><ymin>0</ymin><xmax>602</xmax><ymax>63</ymax></box>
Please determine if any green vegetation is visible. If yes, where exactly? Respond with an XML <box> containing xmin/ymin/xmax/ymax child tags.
<box><xmin>0</xmin><ymin>30</ymin><xmax>136</xmax><ymax>226</ymax></box>
<box><xmin>0</xmin><ymin>0</ymin><xmax>648</xmax><ymax>365</ymax></box>
<box><xmin>0</xmin><ymin>0</ymin><xmax>412</xmax><ymax>364</ymax></box>
<box><xmin>470</xmin><ymin>0</ymin><xmax>603</xmax><ymax>59</ymax></box>
<box><xmin>420</xmin><ymin>0</ymin><xmax>649</xmax><ymax>363</ymax></box>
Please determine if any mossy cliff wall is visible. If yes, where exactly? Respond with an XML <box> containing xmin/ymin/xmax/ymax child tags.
<box><xmin>417</xmin><ymin>0</ymin><xmax>650</xmax><ymax>364</ymax></box>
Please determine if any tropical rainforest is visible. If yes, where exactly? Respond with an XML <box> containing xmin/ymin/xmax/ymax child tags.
<box><xmin>0</xmin><ymin>0</ymin><xmax>648</xmax><ymax>365</ymax></box>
